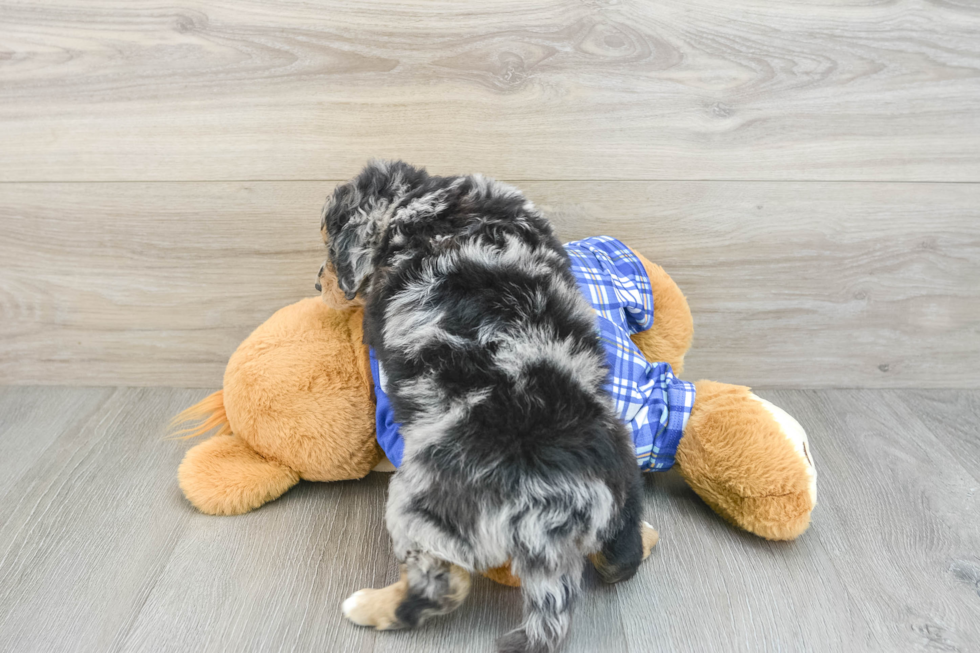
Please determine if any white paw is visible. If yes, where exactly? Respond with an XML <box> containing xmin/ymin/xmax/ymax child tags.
<box><xmin>342</xmin><ymin>587</ymin><xmax>402</xmax><ymax>630</ymax></box>
<box><xmin>342</xmin><ymin>590</ymin><xmax>368</xmax><ymax>624</ymax></box>
<box><xmin>640</xmin><ymin>520</ymin><xmax>659</xmax><ymax>558</ymax></box>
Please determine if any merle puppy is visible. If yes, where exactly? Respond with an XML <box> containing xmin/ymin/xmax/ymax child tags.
<box><xmin>319</xmin><ymin>161</ymin><xmax>647</xmax><ymax>653</ymax></box>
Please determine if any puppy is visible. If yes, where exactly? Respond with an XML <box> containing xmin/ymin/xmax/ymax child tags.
<box><xmin>320</xmin><ymin>161</ymin><xmax>647</xmax><ymax>653</ymax></box>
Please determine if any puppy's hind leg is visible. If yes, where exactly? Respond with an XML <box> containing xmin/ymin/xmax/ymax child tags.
<box><xmin>590</xmin><ymin>479</ymin><xmax>652</xmax><ymax>584</ymax></box>
<box><xmin>342</xmin><ymin>549</ymin><xmax>471</xmax><ymax>630</ymax></box>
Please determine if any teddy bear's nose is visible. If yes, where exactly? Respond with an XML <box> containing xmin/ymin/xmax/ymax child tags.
<box><xmin>315</xmin><ymin>281</ymin><xmax>322</xmax><ymax>292</ymax></box>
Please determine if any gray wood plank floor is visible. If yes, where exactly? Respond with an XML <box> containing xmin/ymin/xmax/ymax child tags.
<box><xmin>1</xmin><ymin>387</ymin><xmax>978</xmax><ymax>652</ymax></box>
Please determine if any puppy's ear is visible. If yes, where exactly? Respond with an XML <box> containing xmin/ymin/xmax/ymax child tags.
<box><xmin>321</xmin><ymin>160</ymin><xmax>428</xmax><ymax>299</ymax></box>
<box><xmin>322</xmin><ymin>181</ymin><xmax>367</xmax><ymax>299</ymax></box>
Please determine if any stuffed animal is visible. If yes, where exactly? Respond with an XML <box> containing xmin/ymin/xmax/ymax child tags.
<box><xmin>173</xmin><ymin>239</ymin><xmax>816</xmax><ymax>586</ymax></box>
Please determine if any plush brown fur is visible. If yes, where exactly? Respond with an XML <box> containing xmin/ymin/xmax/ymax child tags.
<box><xmin>628</xmin><ymin>252</ymin><xmax>694</xmax><ymax>376</ymax></box>
<box><xmin>221</xmin><ymin>298</ymin><xmax>379</xmax><ymax>481</ymax></box>
<box><xmin>175</xmin><ymin>298</ymin><xmax>382</xmax><ymax>515</ymax></box>
<box><xmin>178</xmin><ymin>433</ymin><xmax>300</xmax><ymax>515</ymax></box>
<box><xmin>171</xmin><ymin>390</ymin><xmax>232</xmax><ymax>439</ymax></box>
<box><xmin>676</xmin><ymin>381</ymin><xmax>814</xmax><ymax>540</ymax></box>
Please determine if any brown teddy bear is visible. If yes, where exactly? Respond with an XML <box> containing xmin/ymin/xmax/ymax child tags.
<box><xmin>173</xmin><ymin>245</ymin><xmax>816</xmax><ymax>585</ymax></box>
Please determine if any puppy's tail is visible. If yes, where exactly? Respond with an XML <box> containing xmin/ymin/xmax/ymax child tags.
<box><xmin>167</xmin><ymin>390</ymin><xmax>231</xmax><ymax>439</ymax></box>
<box><xmin>496</xmin><ymin>561</ymin><xmax>583</xmax><ymax>653</ymax></box>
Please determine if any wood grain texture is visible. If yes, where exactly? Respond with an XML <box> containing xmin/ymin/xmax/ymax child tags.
<box><xmin>0</xmin><ymin>387</ymin><xmax>198</xmax><ymax>652</ymax></box>
<box><xmin>765</xmin><ymin>389</ymin><xmax>980</xmax><ymax>652</ymax></box>
<box><xmin>1</xmin><ymin>0</ymin><xmax>979</xmax><ymax>182</ymax></box>
<box><xmin>883</xmin><ymin>390</ymin><xmax>980</xmax><ymax>484</ymax></box>
<box><xmin>123</xmin><ymin>456</ymin><xmax>394</xmax><ymax>653</ymax></box>
<box><xmin>619</xmin><ymin>459</ymin><xmax>872</xmax><ymax>653</ymax></box>
<box><xmin>2</xmin><ymin>180</ymin><xmax>978</xmax><ymax>388</ymax></box>
<box><xmin>1</xmin><ymin>386</ymin><xmax>978</xmax><ymax>651</ymax></box>
<box><xmin>0</xmin><ymin>386</ymin><xmax>112</xmax><ymax>499</ymax></box>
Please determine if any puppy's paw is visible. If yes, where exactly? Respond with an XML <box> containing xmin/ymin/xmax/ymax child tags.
<box><xmin>641</xmin><ymin>521</ymin><xmax>659</xmax><ymax>559</ymax></box>
<box><xmin>496</xmin><ymin>627</ymin><xmax>549</xmax><ymax>653</ymax></box>
<box><xmin>341</xmin><ymin>590</ymin><xmax>371</xmax><ymax>626</ymax></box>
<box><xmin>342</xmin><ymin>586</ymin><xmax>405</xmax><ymax>630</ymax></box>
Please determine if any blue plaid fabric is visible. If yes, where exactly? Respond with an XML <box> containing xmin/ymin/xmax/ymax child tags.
<box><xmin>369</xmin><ymin>236</ymin><xmax>696</xmax><ymax>471</ymax></box>
<box><xmin>565</xmin><ymin>237</ymin><xmax>696</xmax><ymax>471</ymax></box>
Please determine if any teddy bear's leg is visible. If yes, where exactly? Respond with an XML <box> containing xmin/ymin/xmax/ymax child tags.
<box><xmin>178</xmin><ymin>434</ymin><xmax>300</xmax><ymax>515</ymax></box>
<box><xmin>628</xmin><ymin>251</ymin><xmax>694</xmax><ymax>375</ymax></box>
<box><xmin>675</xmin><ymin>381</ymin><xmax>817</xmax><ymax>540</ymax></box>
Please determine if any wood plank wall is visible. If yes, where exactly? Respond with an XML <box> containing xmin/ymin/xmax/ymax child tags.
<box><xmin>1</xmin><ymin>0</ymin><xmax>979</xmax><ymax>388</ymax></box>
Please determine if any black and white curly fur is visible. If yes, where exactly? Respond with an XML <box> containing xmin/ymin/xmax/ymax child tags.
<box><xmin>321</xmin><ymin>161</ymin><xmax>646</xmax><ymax>653</ymax></box>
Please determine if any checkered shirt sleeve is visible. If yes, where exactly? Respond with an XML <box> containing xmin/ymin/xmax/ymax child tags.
<box><xmin>565</xmin><ymin>237</ymin><xmax>697</xmax><ymax>471</ymax></box>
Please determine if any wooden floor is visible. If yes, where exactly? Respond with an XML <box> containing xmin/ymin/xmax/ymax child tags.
<box><xmin>1</xmin><ymin>386</ymin><xmax>978</xmax><ymax>652</ymax></box>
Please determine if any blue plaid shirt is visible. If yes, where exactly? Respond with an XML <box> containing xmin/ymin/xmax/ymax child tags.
<box><xmin>369</xmin><ymin>236</ymin><xmax>696</xmax><ymax>472</ymax></box>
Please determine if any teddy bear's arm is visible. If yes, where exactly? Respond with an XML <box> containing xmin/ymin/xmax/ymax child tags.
<box><xmin>627</xmin><ymin>250</ymin><xmax>694</xmax><ymax>375</ymax></box>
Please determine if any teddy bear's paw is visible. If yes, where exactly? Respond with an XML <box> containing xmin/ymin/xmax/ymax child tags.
<box><xmin>342</xmin><ymin>586</ymin><xmax>406</xmax><ymax>630</ymax></box>
<box><xmin>678</xmin><ymin>381</ymin><xmax>817</xmax><ymax>540</ymax></box>
<box><xmin>749</xmin><ymin>393</ymin><xmax>817</xmax><ymax>507</ymax></box>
